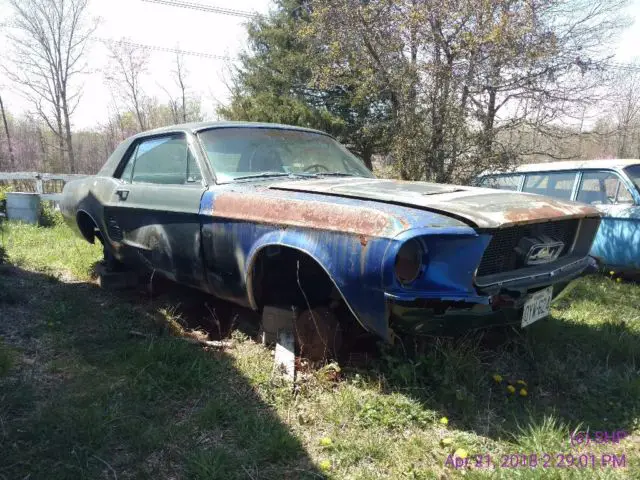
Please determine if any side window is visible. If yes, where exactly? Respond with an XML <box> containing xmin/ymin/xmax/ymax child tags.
<box><xmin>523</xmin><ymin>174</ymin><xmax>548</xmax><ymax>195</ymax></box>
<box><xmin>186</xmin><ymin>149</ymin><xmax>203</xmax><ymax>184</ymax></box>
<box><xmin>479</xmin><ymin>174</ymin><xmax>522</xmax><ymax>191</ymax></box>
<box><xmin>131</xmin><ymin>135</ymin><xmax>188</xmax><ymax>185</ymax></box>
<box><xmin>119</xmin><ymin>144</ymin><xmax>137</xmax><ymax>183</ymax></box>
<box><xmin>577</xmin><ymin>171</ymin><xmax>634</xmax><ymax>205</ymax></box>
<box><xmin>523</xmin><ymin>172</ymin><xmax>576</xmax><ymax>200</ymax></box>
<box><xmin>617</xmin><ymin>184</ymin><xmax>634</xmax><ymax>204</ymax></box>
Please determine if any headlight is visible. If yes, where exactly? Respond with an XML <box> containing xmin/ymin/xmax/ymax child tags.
<box><xmin>395</xmin><ymin>239</ymin><xmax>424</xmax><ymax>285</ymax></box>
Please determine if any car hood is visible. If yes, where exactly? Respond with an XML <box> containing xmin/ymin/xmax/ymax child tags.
<box><xmin>269</xmin><ymin>177</ymin><xmax>600</xmax><ymax>229</ymax></box>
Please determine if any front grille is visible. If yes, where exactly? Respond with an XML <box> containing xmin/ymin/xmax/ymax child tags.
<box><xmin>476</xmin><ymin>219</ymin><xmax>580</xmax><ymax>277</ymax></box>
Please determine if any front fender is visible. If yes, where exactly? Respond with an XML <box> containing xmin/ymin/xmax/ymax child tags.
<box><xmin>244</xmin><ymin>228</ymin><xmax>393</xmax><ymax>339</ymax></box>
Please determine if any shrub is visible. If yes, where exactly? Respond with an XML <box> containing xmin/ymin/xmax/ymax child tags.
<box><xmin>39</xmin><ymin>201</ymin><xmax>65</xmax><ymax>227</ymax></box>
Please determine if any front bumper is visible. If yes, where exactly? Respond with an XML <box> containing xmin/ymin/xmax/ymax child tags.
<box><xmin>386</xmin><ymin>255</ymin><xmax>598</xmax><ymax>335</ymax></box>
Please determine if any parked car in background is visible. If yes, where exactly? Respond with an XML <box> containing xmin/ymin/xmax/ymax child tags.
<box><xmin>61</xmin><ymin>122</ymin><xmax>601</xmax><ymax>355</ymax></box>
<box><xmin>475</xmin><ymin>160</ymin><xmax>640</xmax><ymax>275</ymax></box>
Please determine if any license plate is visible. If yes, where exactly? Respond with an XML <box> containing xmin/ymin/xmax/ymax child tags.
<box><xmin>521</xmin><ymin>286</ymin><xmax>553</xmax><ymax>328</ymax></box>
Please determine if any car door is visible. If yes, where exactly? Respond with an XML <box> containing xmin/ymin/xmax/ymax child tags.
<box><xmin>575</xmin><ymin>170</ymin><xmax>640</xmax><ymax>271</ymax></box>
<box><xmin>104</xmin><ymin>131</ymin><xmax>208</xmax><ymax>287</ymax></box>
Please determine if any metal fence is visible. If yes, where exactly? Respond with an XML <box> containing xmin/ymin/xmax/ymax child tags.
<box><xmin>0</xmin><ymin>171</ymin><xmax>89</xmax><ymax>202</ymax></box>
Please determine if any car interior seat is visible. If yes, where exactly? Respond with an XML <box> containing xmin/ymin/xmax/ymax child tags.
<box><xmin>239</xmin><ymin>146</ymin><xmax>284</xmax><ymax>173</ymax></box>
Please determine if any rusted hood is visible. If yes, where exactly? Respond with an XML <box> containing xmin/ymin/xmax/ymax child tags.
<box><xmin>269</xmin><ymin>178</ymin><xmax>600</xmax><ymax>229</ymax></box>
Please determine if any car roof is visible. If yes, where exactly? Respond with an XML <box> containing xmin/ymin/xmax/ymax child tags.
<box><xmin>480</xmin><ymin>159</ymin><xmax>640</xmax><ymax>176</ymax></box>
<box><xmin>134</xmin><ymin>121</ymin><xmax>330</xmax><ymax>138</ymax></box>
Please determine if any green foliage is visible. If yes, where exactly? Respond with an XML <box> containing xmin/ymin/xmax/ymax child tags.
<box><xmin>357</xmin><ymin>394</ymin><xmax>435</xmax><ymax>429</ymax></box>
<box><xmin>39</xmin><ymin>202</ymin><xmax>65</xmax><ymax>227</ymax></box>
<box><xmin>218</xmin><ymin>0</ymin><xmax>391</xmax><ymax>169</ymax></box>
<box><xmin>0</xmin><ymin>184</ymin><xmax>13</xmax><ymax>203</ymax></box>
<box><xmin>302</xmin><ymin>0</ymin><xmax>629</xmax><ymax>182</ymax></box>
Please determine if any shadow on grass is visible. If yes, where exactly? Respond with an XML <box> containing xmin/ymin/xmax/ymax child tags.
<box><xmin>143</xmin><ymin>267</ymin><xmax>640</xmax><ymax>450</ymax></box>
<box><xmin>0</xmin><ymin>265</ymin><xmax>322</xmax><ymax>480</ymax></box>
<box><xmin>361</xmin><ymin>276</ymin><xmax>640</xmax><ymax>444</ymax></box>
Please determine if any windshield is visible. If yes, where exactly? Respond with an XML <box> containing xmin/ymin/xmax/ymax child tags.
<box><xmin>197</xmin><ymin>127</ymin><xmax>374</xmax><ymax>183</ymax></box>
<box><xmin>624</xmin><ymin>165</ymin><xmax>640</xmax><ymax>193</ymax></box>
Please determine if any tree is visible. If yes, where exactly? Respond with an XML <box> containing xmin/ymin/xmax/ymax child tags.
<box><xmin>105</xmin><ymin>40</ymin><xmax>151</xmax><ymax>132</ymax></box>
<box><xmin>611</xmin><ymin>66</ymin><xmax>640</xmax><ymax>157</ymax></box>
<box><xmin>162</xmin><ymin>51</ymin><xmax>203</xmax><ymax>124</ymax></box>
<box><xmin>218</xmin><ymin>0</ymin><xmax>392</xmax><ymax>170</ymax></box>
<box><xmin>305</xmin><ymin>0</ymin><xmax>630</xmax><ymax>182</ymax></box>
<box><xmin>4</xmin><ymin>0</ymin><xmax>96</xmax><ymax>173</ymax></box>
<box><xmin>171</xmin><ymin>51</ymin><xmax>188</xmax><ymax>123</ymax></box>
<box><xmin>0</xmin><ymin>94</ymin><xmax>16</xmax><ymax>169</ymax></box>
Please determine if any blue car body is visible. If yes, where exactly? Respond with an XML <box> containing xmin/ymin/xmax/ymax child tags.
<box><xmin>61</xmin><ymin>122</ymin><xmax>601</xmax><ymax>342</ymax></box>
<box><xmin>476</xmin><ymin>160</ymin><xmax>640</xmax><ymax>275</ymax></box>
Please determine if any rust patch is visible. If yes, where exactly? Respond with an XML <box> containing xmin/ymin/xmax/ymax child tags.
<box><xmin>359</xmin><ymin>235</ymin><xmax>368</xmax><ymax>247</ymax></box>
<box><xmin>213</xmin><ymin>193</ymin><xmax>394</xmax><ymax>236</ymax></box>
<box><xmin>501</xmin><ymin>202</ymin><xmax>599</xmax><ymax>225</ymax></box>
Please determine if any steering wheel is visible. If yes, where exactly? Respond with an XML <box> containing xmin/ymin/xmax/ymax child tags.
<box><xmin>303</xmin><ymin>163</ymin><xmax>331</xmax><ymax>173</ymax></box>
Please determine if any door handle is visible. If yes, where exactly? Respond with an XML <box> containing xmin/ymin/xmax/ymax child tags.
<box><xmin>116</xmin><ymin>189</ymin><xmax>129</xmax><ymax>201</ymax></box>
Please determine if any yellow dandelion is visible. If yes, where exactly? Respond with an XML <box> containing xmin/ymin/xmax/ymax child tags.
<box><xmin>519</xmin><ymin>388</ymin><xmax>528</xmax><ymax>397</ymax></box>
<box><xmin>616</xmin><ymin>278</ymin><xmax>622</xmax><ymax>283</ymax></box>
<box><xmin>609</xmin><ymin>270</ymin><xmax>615</xmax><ymax>276</ymax></box>
<box><xmin>439</xmin><ymin>417</ymin><xmax>449</xmax><ymax>426</ymax></box>
<box><xmin>441</xmin><ymin>437</ymin><xmax>453</xmax><ymax>447</ymax></box>
<box><xmin>319</xmin><ymin>459</ymin><xmax>332</xmax><ymax>471</ymax></box>
<box><xmin>506</xmin><ymin>385</ymin><xmax>516</xmax><ymax>394</ymax></box>
<box><xmin>319</xmin><ymin>437</ymin><xmax>333</xmax><ymax>447</ymax></box>
<box><xmin>454</xmin><ymin>448</ymin><xmax>468</xmax><ymax>459</ymax></box>
<box><xmin>492</xmin><ymin>374</ymin><xmax>503</xmax><ymax>383</ymax></box>
<box><xmin>516</xmin><ymin>379</ymin><xmax>527</xmax><ymax>386</ymax></box>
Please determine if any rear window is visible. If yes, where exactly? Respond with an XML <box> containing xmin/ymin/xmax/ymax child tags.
<box><xmin>478</xmin><ymin>174</ymin><xmax>522</xmax><ymax>191</ymax></box>
<box><xmin>522</xmin><ymin>172</ymin><xmax>577</xmax><ymax>199</ymax></box>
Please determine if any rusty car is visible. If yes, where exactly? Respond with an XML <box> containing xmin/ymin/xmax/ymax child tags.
<box><xmin>60</xmin><ymin>122</ymin><xmax>601</xmax><ymax>354</ymax></box>
<box><xmin>475</xmin><ymin>159</ymin><xmax>640</xmax><ymax>276</ymax></box>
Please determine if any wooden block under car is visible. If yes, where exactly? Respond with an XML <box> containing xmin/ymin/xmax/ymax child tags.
<box><xmin>95</xmin><ymin>263</ymin><xmax>141</xmax><ymax>290</ymax></box>
<box><xmin>261</xmin><ymin>305</ymin><xmax>297</xmax><ymax>345</ymax></box>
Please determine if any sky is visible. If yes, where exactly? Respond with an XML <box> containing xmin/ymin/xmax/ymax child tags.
<box><xmin>0</xmin><ymin>0</ymin><xmax>639</xmax><ymax>130</ymax></box>
<box><xmin>0</xmin><ymin>0</ymin><xmax>272</xmax><ymax>128</ymax></box>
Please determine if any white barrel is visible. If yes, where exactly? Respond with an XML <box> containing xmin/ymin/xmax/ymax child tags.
<box><xmin>6</xmin><ymin>192</ymin><xmax>41</xmax><ymax>224</ymax></box>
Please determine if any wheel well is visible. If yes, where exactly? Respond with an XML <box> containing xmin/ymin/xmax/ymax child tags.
<box><xmin>249</xmin><ymin>246</ymin><xmax>340</xmax><ymax>311</ymax></box>
<box><xmin>76</xmin><ymin>211</ymin><xmax>98</xmax><ymax>244</ymax></box>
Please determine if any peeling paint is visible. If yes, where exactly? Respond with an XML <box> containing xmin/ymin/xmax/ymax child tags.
<box><xmin>270</xmin><ymin>178</ymin><xmax>600</xmax><ymax>229</ymax></box>
<box><xmin>211</xmin><ymin>192</ymin><xmax>395</xmax><ymax>237</ymax></box>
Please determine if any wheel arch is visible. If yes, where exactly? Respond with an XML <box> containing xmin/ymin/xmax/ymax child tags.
<box><xmin>76</xmin><ymin>209</ymin><xmax>99</xmax><ymax>244</ymax></box>
<box><xmin>245</xmin><ymin>240</ymin><xmax>370</xmax><ymax>335</ymax></box>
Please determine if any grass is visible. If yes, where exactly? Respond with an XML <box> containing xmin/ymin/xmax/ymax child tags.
<box><xmin>0</xmin><ymin>220</ymin><xmax>639</xmax><ymax>479</ymax></box>
<box><xmin>1</xmin><ymin>219</ymin><xmax>102</xmax><ymax>280</ymax></box>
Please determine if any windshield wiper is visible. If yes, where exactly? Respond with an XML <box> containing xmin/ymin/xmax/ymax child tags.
<box><xmin>315</xmin><ymin>172</ymin><xmax>359</xmax><ymax>177</ymax></box>
<box><xmin>233</xmin><ymin>172</ymin><xmax>292</xmax><ymax>181</ymax></box>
